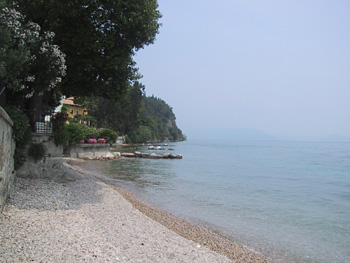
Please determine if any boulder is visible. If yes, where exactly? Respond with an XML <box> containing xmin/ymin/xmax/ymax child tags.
<box><xmin>105</xmin><ymin>152</ymin><xmax>116</xmax><ymax>158</ymax></box>
<box><xmin>163</xmin><ymin>153</ymin><xmax>171</xmax><ymax>159</ymax></box>
<box><xmin>149</xmin><ymin>153</ymin><xmax>162</xmax><ymax>159</ymax></box>
<box><xmin>169</xmin><ymin>154</ymin><xmax>182</xmax><ymax>159</ymax></box>
<box><xmin>135</xmin><ymin>151</ymin><xmax>142</xmax><ymax>158</ymax></box>
<box><xmin>142</xmin><ymin>153</ymin><xmax>150</xmax><ymax>158</ymax></box>
<box><xmin>121</xmin><ymin>152</ymin><xmax>135</xmax><ymax>158</ymax></box>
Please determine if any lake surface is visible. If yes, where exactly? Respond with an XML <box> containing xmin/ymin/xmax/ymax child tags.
<box><xmin>78</xmin><ymin>140</ymin><xmax>350</xmax><ymax>262</ymax></box>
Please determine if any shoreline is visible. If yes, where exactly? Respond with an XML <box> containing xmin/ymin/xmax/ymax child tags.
<box><xmin>0</xmin><ymin>158</ymin><xmax>275</xmax><ymax>262</ymax></box>
<box><xmin>67</xmin><ymin>159</ymin><xmax>276</xmax><ymax>263</ymax></box>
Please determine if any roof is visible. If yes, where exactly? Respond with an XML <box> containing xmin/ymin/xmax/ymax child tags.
<box><xmin>62</xmin><ymin>97</ymin><xmax>81</xmax><ymax>107</ymax></box>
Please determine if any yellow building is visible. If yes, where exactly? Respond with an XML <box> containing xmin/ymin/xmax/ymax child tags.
<box><xmin>62</xmin><ymin>97</ymin><xmax>90</xmax><ymax>125</ymax></box>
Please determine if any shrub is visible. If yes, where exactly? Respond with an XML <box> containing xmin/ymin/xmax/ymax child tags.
<box><xmin>65</xmin><ymin>123</ymin><xmax>117</xmax><ymax>145</ymax></box>
<box><xmin>4</xmin><ymin>106</ymin><xmax>31</xmax><ymax>170</ymax></box>
<box><xmin>65</xmin><ymin>123</ymin><xmax>85</xmax><ymax>144</ymax></box>
<box><xmin>98</xmin><ymin>128</ymin><xmax>118</xmax><ymax>145</ymax></box>
<box><xmin>52</xmin><ymin>112</ymin><xmax>69</xmax><ymax>147</ymax></box>
<box><xmin>81</xmin><ymin>125</ymin><xmax>100</xmax><ymax>140</ymax></box>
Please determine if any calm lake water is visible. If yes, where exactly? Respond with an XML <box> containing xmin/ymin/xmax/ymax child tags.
<box><xmin>79</xmin><ymin>140</ymin><xmax>350</xmax><ymax>262</ymax></box>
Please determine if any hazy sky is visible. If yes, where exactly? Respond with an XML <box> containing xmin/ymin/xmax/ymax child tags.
<box><xmin>134</xmin><ymin>0</ymin><xmax>350</xmax><ymax>140</ymax></box>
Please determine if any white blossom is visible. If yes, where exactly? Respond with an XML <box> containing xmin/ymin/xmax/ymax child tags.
<box><xmin>1</xmin><ymin>7</ymin><xmax>67</xmax><ymax>96</ymax></box>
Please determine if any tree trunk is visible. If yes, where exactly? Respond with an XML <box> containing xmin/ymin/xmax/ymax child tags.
<box><xmin>28</xmin><ymin>92</ymin><xmax>44</xmax><ymax>131</ymax></box>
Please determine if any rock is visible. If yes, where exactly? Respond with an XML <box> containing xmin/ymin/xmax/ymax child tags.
<box><xmin>149</xmin><ymin>153</ymin><xmax>162</xmax><ymax>159</ymax></box>
<box><xmin>142</xmin><ymin>153</ymin><xmax>150</xmax><ymax>158</ymax></box>
<box><xmin>163</xmin><ymin>153</ymin><xmax>171</xmax><ymax>159</ymax></box>
<box><xmin>105</xmin><ymin>152</ymin><xmax>116</xmax><ymax>158</ymax></box>
<box><xmin>169</xmin><ymin>154</ymin><xmax>182</xmax><ymax>159</ymax></box>
<box><xmin>175</xmin><ymin>154</ymin><xmax>183</xmax><ymax>159</ymax></box>
<box><xmin>135</xmin><ymin>151</ymin><xmax>142</xmax><ymax>158</ymax></box>
<box><xmin>121</xmin><ymin>153</ymin><xmax>135</xmax><ymax>158</ymax></box>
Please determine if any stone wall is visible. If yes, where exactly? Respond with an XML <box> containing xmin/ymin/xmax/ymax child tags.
<box><xmin>16</xmin><ymin>133</ymin><xmax>64</xmax><ymax>179</ymax></box>
<box><xmin>0</xmin><ymin>107</ymin><xmax>15</xmax><ymax>212</ymax></box>
<box><xmin>64</xmin><ymin>144</ymin><xmax>111</xmax><ymax>159</ymax></box>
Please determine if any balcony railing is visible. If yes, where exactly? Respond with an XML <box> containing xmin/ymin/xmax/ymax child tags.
<box><xmin>25</xmin><ymin>110</ymin><xmax>54</xmax><ymax>134</ymax></box>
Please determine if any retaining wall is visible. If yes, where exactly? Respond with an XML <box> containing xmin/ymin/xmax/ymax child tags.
<box><xmin>64</xmin><ymin>144</ymin><xmax>111</xmax><ymax>159</ymax></box>
<box><xmin>0</xmin><ymin>107</ymin><xmax>15</xmax><ymax>212</ymax></box>
<box><xmin>16</xmin><ymin>133</ymin><xmax>64</xmax><ymax>179</ymax></box>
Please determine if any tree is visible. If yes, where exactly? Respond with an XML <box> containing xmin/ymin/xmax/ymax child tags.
<box><xmin>140</xmin><ymin>96</ymin><xmax>185</xmax><ymax>142</ymax></box>
<box><xmin>84</xmin><ymin>81</ymin><xmax>145</xmax><ymax>134</ymax></box>
<box><xmin>0</xmin><ymin>6</ymin><xmax>66</xmax><ymax>123</ymax></box>
<box><xmin>11</xmin><ymin>0</ymin><xmax>162</xmax><ymax>101</ymax></box>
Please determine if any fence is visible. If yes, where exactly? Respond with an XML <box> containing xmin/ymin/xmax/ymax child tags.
<box><xmin>25</xmin><ymin>110</ymin><xmax>54</xmax><ymax>133</ymax></box>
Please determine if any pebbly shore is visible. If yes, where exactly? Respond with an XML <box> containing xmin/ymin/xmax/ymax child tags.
<box><xmin>0</xmin><ymin>160</ymin><xmax>275</xmax><ymax>263</ymax></box>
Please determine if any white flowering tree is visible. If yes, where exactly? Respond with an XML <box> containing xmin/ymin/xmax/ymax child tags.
<box><xmin>0</xmin><ymin>6</ymin><xmax>66</xmax><ymax>123</ymax></box>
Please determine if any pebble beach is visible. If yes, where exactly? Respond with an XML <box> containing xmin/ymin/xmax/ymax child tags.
<box><xmin>0</xmin><ymin>161</ymin><xmax>275</xmax><ymax>263</ymax></box>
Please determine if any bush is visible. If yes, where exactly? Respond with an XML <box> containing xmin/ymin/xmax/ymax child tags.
<box><xmin>5</xmin><ymin>106</ymin><xmax>31</xmax><ymax>170</ymax></box>
<box><xmin>98</xmin><ymin>128</ymin><xmax>118</xmax><ymax>145</ymax></box>
<box><xmin>52</xmin><ymin>112</ymin><xmax>69</xmax><ymax>147</ymax></box>
<box><xmin>81</xmin><ymin>125</ymin><xmax>100</xmax><ymax>140</ymax></box>
<box><xmin>65</xmin><ymin>123</ymin><xmax>85</xmax><ymax>144</ymax></box>
<box><xmin>65</xmin><ymin>123</ymin><xmax>110</xmax><ymax>145</ymax></box>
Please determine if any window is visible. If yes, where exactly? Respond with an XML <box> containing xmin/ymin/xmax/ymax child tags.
<box><xmin>70</xmin><ymin>110</ymin><xmax>73</xmax><ymax>114</ymax></box>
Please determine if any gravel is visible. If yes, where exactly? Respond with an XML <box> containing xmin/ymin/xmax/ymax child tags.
<box><xmin>0</xmin><ymin>161</ymin><xmax>275</xmax><ymax>263</ymax></box>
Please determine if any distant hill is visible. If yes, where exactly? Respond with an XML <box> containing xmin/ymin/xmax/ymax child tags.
<box><xmin>128</xmin><ymin>96</ymin><xmax>186</xmax><ymax>143</ymax></box>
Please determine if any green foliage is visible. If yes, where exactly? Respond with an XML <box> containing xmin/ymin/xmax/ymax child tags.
<box><xmin>27</xmin><ymin>143</ymin><xmax>46</xmax><ymax>162</ymax></box>
<box><xmin>81</xmin><ymin>125</ymin><xmax>100</xmax><ymax>140</ymax></box>
<box><xmin>84</xmin><ymin>92</ymin><xmax>185</xmax><ymax>143</ymax></box>
<box><xmin>124</xmin><ymin>135</ymin><xmax>132</xmax><ymax>144</ymax></box>
<box><xmin>4</xmin><ymin>106</ymin><xmax>31</xmax><ymax>169</ymax></box>
<box><xmin>98</xmin><ymin>128</ymin><xmax>118</xmax><ymax>145</ymax></box>
<box><xmin>129</xmin><ymin>126</ymin><xmax>152</xmax><ymax>143</ymax></box>
<box><xmin>65</xmin><ymin>123</ymin><xmax>85</xmax><ymax>144</ymax></box>
<box><xmin>60</xmin><ymin>105</ymin><xmax>68</xmax><ymax>114</ymax></box>
<box><xmin>84</xmin><ymin>81</ymin><xmax>144</xmax><ymax>133</ymax></box>
<box><xmin>12</xmin><ymin>0</ymin><xmax>161</xmax><ymax>102</ymax></box>
<box><xmin>0</xmin><ymin>6</ymin><xmax>66</xmax><ymax>109</ymax></box>
<box><xmin>139</xmin><ymin>96</ymin><xmax>185</xmax><ymax>142</ymax></box>
<box><xmin>52</xmin><ymin>112</ymin><xmax>69</xmax><ymax>147</ymax></box>
<box><xmin>65</xmin><ymin>123</ymin><xmax>118</xmax><ymax>145</ymax></box>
